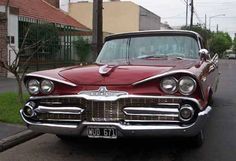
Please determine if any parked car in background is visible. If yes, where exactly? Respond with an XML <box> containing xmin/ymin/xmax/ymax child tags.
<box><xmin>228</xmin><ymin>53</ymin><xmax>236</xmax><ymax>59</ymax></box>
<box><xmin>20</xmin><ymin>30</ymin><xmax>219</xmax><ymax>147</ymax></box>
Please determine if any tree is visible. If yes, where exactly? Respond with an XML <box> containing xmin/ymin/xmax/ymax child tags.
<box><xmin>208</xmin><ymin>32</ymin><xmax>232</xmax><ymax>58</ymax></box>
<box><xmin>74</xmin><ymin>37</ymin><xmax>91</xmax><ymax>63</ymax></box>
<box><xmin>181</xmin><ymin>24</ymin><xmax>212</xmax><ymax>45</ymax></box>
<box><xmin>233</xmin><ymin>37</ymin><xmax>236</xmax><ymax>53</ymax></box>
<box><xmin>182</xmin><ymin>24</ymin><xmax>232</xmax><ymax>58</ymax></box>
<box><xmin>0</xmin><ymin>23</ymin><xmax>59</xmax><ymax>103</ymax></box>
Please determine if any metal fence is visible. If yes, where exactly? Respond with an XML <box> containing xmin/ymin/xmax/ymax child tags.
<box><xmin>18</xmin><ymin>17</ymin><xmax>89</xmax><ymax>72</ymax></box>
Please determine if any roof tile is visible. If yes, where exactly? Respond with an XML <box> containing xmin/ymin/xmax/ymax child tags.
<box><xmin>0</xmin><ymin>0</ymin><xmax>90</xmax><ymax>30</ymax></box>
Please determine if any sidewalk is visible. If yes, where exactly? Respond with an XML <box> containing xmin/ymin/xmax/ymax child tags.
<box><xmin>0</xmin><ymin>123</ymin><xmax>26</xmax><ymax>140</ymax></box>
<box><xmin>0</xmin><ymin>77</ymin><xmax>26</xmax><ymax>93</ymax></box>
<box><xmin>0</xmin><ymin>123</ymin><xmax>41</xmax><ymax>152</ymax></box>
<box><xmin>0</xmin><ymin>77</ymin><xmax>18</xmax><ymax>93</ymax></box>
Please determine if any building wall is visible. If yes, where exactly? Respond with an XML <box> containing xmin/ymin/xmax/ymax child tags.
<box><xmin>0</xmin><ymin>10</ymin><xmax>7</xmax><ymax>77</ymax></box>
<box><xmin>69</xmin><ymin>1</ymin><xmax>140</xmax><ymax>34</ymax></box>
<box><xmin>139</xmin><ymin>6</ymin><xmax>161</xmax><ymax>31</ymax></box>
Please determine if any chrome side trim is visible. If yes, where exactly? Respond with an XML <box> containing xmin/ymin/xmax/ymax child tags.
<box><xmin>35</xmin><ymin>106</ymin><xmax>84</xmax><ymax>115</ymax></box>
<box><xmin>26</xmin><ymin>73</ymin><xmax>77</xmax><ymax>87</ymax></box>
<box><xmin>198</xmin><ymin>106</ymin><xmax>211</xmax><ymax>116</ymax></box>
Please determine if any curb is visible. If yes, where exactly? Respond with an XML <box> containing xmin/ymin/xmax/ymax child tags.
<box><xmin>0</xmin><ymin>130</ymin><xmax>42</xmax><ymax>152</ymax></box>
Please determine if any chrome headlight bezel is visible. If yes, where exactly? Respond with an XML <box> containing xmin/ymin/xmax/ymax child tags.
<box><xmin>40</xmin><ymin>79</ymin><xmax>54</xmax><ymax>94</ymax></box>
<box><xmin>178</xmin><ymin>76</ymin><xmax>197</xmax><ymax>95</ymax></box>
<box><xmin>160</xmin><ymin>77</ymin><xmax>178</xmax><ymax>94</ymax></box>
<box><xmin>27</xmin><ymin>79</ymin><xmax>40</xmax><ymax>95</ymax></box>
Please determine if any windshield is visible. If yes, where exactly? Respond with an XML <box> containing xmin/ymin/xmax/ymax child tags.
<box><xmin>96</xmin><ymin>35</ymin><xmax>200</xmax><ymax>65</ymax></box>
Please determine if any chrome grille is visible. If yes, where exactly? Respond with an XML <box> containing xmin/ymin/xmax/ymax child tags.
<box><xmin>34</xmin><ymin>97</ymin><xmax>182</xmax><ymax>123</ymax></box>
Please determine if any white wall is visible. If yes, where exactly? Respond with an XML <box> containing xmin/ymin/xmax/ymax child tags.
<box><xmin>6</xmin><ymin>7</ymin><xmax>19</xmax><ymax>78</ymax></box>
<box><xmin>0</xmin><ymin>5</ymin><xmax>6</xmax><ymax>12</ymax></box>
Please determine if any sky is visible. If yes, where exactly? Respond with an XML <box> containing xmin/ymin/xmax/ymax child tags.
<box><xmin>60</xmin><ymin>0</ymin><xmax>236</xmax><ymax>38</ymax></box>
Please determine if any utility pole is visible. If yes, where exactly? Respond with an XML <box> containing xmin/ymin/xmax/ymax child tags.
<box><xmin>216</xmin><ymin>24</ymin><xmax>219</xmax><ymax>33</ymax></box>
<box><xmin>205</xmin><ymin>14</ymin><xmax>207</xmax><ymax>29</ymax></box>
<box><xmin>185</xmin><ymin>0</ymin><xmax>189</xmax><ymax>27</ymax></box>
<box><xmin>92</xmin><ymin>0</ymin><xmax>103</xmax><ymax>60</ymax></box>
<box><xmin>190</xmin><ymin>0</ymin><xmax>194</xmax><ymax>28</ymax></box>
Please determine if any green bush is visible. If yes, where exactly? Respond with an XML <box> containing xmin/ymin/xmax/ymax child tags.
<box><xmin>74</xmin><ymin>37</ymin><xmax>91</xmax><ymax>63</ymax></box>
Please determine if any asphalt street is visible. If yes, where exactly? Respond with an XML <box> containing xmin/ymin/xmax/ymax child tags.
<box><xmin>0</xmin><ymin>78</ymin><xmax>18</xmax><ymax>93</ymax></box>
<box><xmin>0</xmin><ymin>60</ymin><xmax>236</xmax><ymax>161</ymax></box>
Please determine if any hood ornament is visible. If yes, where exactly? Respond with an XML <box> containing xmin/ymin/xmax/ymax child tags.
<box><xmin>99</xmin><ymin>64</ymin><xmax>116</xmax><ymax>76</ymax></box>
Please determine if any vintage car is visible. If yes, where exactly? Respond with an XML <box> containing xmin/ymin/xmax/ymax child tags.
<box><xmin>20</xmin><ymin>30</ymin><xmax>219</xmax><ymax>146</ymax></box>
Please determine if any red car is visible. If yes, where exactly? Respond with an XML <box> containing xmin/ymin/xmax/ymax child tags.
<box><xmin>21</xmin><ymin>30</ymin><xmax>219</xmax><ymax>147</ymax></box>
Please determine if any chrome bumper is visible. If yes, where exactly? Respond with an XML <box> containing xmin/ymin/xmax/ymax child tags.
<box><xmin>20</xmin><ymin>106</ymin><xmax>211</xmax><ymax>137</ymax></box>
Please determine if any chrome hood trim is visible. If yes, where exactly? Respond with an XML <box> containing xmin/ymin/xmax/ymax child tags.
<box><xmin>26</xmin><ymin>73</ymin><xmax>77</xmax><ymax>87</ymax></box>
<box><xmin>132</xmin><ymin>70</ymin><xmax>195</xmax><ymax>85</ymax></box>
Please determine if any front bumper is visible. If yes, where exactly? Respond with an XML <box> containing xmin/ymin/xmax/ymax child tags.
<box><xmin>20</xmin><ymin>106</ymin><xmax>211</xmax><ymax>137</ymax></box>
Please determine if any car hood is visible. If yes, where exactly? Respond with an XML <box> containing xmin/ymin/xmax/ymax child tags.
<box><xmin>58</xmin><ymin>59</ymin><xmax>199</xmax><ymax>85</ymax></box>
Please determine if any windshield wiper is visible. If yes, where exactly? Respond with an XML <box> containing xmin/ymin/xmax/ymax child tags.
<box><xmin>137</xmin><ymin>55</ymin><xmax>168</xmax><ymax>59</ymax></box>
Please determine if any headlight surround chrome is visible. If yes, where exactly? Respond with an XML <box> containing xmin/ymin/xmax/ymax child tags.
<box><xmin>40</xmin><ymin>79</ymin><xmax>54</xmax><ymax>94</ymax></box>
<box><xmin>178</xmin><ymin>76</ymin><xmax>196</xmax><ymax>95</ymax></box>
<box><xmin>160</xmin><ymin>77</ymin><xmax>178</xmax><ymax>94</ymax></box>
<box><xmin>27</xmin><ymin>79</ymin><xmax>40</xmax><ymax>95</ymax></box>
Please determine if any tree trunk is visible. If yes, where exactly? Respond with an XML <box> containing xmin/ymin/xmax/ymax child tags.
<box><xmin>15</xmin><ymin>75</ymin><xmax>24</xmax><ymax>104</ymax></box>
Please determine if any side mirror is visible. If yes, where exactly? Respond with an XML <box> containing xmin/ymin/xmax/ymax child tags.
<box><xmin>199</xmin><ymin>49</ymin><xmax>210</xmax><ymax>61</ymax></box>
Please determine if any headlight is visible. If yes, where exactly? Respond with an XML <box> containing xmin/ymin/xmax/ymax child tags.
<box><xmin>40</xmin><ymin>80</ymin><xmax>54</xmax><ymax>94</ymax></box>
<box><xmin>179</xmin><ymin>104</ymin><xmax>194</xmax><ymax>121</ymax></box>
<box><xmin>160</xmin><ymin>77</ymin><xmax>178</xmax><ymax>94</ymax></box>
<box><xmin>179</xmin><ymin>76</ymin><xmax>196</xmax><ymax>95</ymax></box>
<box><xmin>27</xmin><ymin>79</ymin><xmax>40</xmax><ymax>95</ymax></box>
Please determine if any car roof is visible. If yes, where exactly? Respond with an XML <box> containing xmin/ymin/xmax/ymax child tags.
<box><xmin>105</xmin><ymin>30</ymin><xmax>202</xmax><ymax>41</ymax></box>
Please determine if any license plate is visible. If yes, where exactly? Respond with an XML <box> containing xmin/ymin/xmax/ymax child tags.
<box><xmin>87</xmin><ymin>126</ymin><xmax>117</xmax><ymax>139</ymax></box>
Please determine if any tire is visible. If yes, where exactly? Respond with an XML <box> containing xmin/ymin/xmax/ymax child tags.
<box><xmin>208</xmin><ymin>92</ymin><xmax>214</xmax><ymax>106</ymax></box>
<box><xmin>189</xmin><ymin>130</ymin><xmax>204</xmax><ymax>148</ymax></box>
<box><xmin>56</xmin><ymin>135</ymin><xmax>73</xmax><ymax>141</ymax></box>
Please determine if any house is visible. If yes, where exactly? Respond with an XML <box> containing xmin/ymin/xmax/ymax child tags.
<box><xmin>68</xmin><ymin>0</ymin><xmax>161</xmax><ymax>34</ymax></box>
<box><xmin>0</xmin><ymin>0</ymin><xmax>91</xmax><ymax>77</ymax></box>
<box><xmin>160</xmin><ymin>22</ymin><xmax>173</xmax><ymax>30</ymax></box>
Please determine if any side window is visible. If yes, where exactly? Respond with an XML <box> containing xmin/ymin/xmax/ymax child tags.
<box><xmin>198</xmin><ymin>37</ymin><xmax>203</xmax><ymax>49</ymax></box>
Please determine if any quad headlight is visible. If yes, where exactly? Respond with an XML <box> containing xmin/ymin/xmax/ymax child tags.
<box><xmin>27</xmin><ymin>79</ymin><xmax>40</xmax><ymax>95</ymax></box>
<box><xmin>40</xmin><ymin>80</ymin><xmax>54</xmax><ymax>94</ymax></box>
<box><xmin>179</xmin><ymin>76</ymin><xmax>196</xmax><ymax>95</ymax></box>
<box><xmin>26</xmin><ymin>79</ymin><xmax>54</xmax><ymax>95</ymax></box>
<box><xmin>160</xmin><ymin>77</ymin><xmax>178</xmax><ymax>94</ymax></box>
<box><xmin>160</xmin><ymin>76</ymin><xmax>197</xmax><ymax>95</ymax></box>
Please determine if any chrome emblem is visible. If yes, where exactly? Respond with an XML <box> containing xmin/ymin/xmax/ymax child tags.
<box><xmin>79</xmin><ymin>86</ymin><xmax>128</xmax><ymax>97</ymax></box>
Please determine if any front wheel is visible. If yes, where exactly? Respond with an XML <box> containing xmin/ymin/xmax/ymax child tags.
<box><xmin>188</xmin><ymin>130</ymin><xmax>204</xmax><ymax>148</ymax></box>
